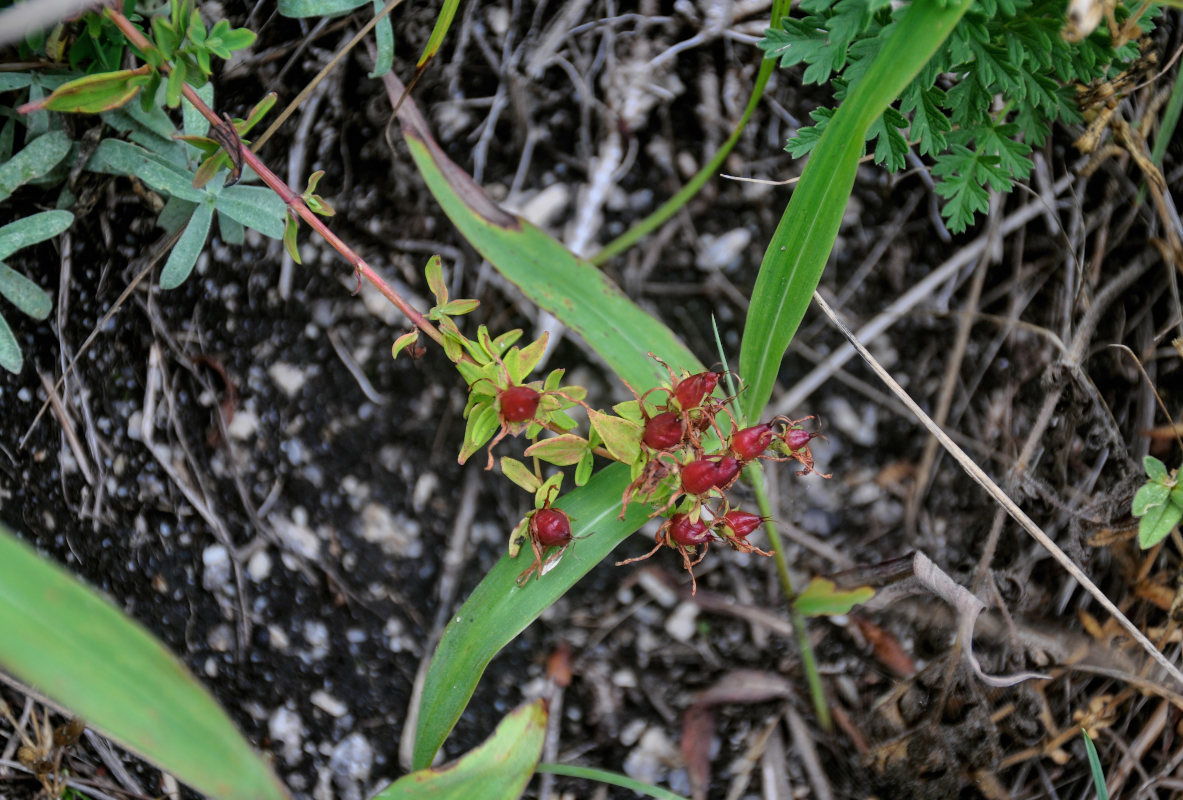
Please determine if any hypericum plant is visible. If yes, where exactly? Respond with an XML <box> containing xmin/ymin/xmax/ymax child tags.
<box><xmin>760</xmin><ymin>0</ymin><xmax>1151</xmax><ymax>232</ymax></box>
<box><xmin>1132</xmin><ymin>455</ymin><xmax>1183</xmax><ymax>548</ymax></box>
<box><xmin>397</xmin><ymin>259</ymin><xmax>828</xmax><ymax>594</ymax></box>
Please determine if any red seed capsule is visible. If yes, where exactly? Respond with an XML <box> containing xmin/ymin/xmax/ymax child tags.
<box><xmin>681</xmin><ymin>459</ymin><xmax>720</xmax><ymax>495</ymax></box>
<box><xmin>713</xmin><ymin>456</ymin><xmax>740</xmax><ymax>490</ymax></box>
<box><xmin>729</xmin><ymin>423</ymin><xmax>774</xmax><ymax>462</ymax></box>
<box><xmin>530</xmin><ymin>508</ymin><xmax>572</xmax><ymax>548</ymax></box>
<box><xmin>668</xmin><ymin>513</ymin><xmax>712</xmax><ymax>546</ymax></box>
<box><xmin>673</xmin><ymin>371</ymin><xmax>719</xmax><ymax>410</ymax></box>
<box><xmin>784</xmin><ymin>427</ymin><xmax>816</xmax><ymax>451</ymax></box>
<box><xmin>643</xmin><ymin>411</ymin><xmax>684</xmax><ymax>450</ymax></box>
<box><xmin>719</xmin><ymin>510</ymin><xmax>764</xmax><ymax>539</ymax></box>
<box><xmin>500</xmin><ymin>385</ymin><xmax>541</xmax><ymax>423</ymax></box>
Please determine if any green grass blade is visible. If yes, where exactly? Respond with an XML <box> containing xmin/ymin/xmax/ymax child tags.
<box><xmin>417</xmin><ymin>0</ymin><xmax>461</xmax><ymax>68</ymax></box>
<box><xmin>380</xmin><ymin>701</ymin><xmax>546</xmax><ymax>799</ymax></box>
<box><xmin>413</xmin><ymin>463</ymin><xmax>652</xmax><ymax>769</ymax></box>
<box><xmin>738</xmin><ymin>0</ymin><xmax>972</xmax><ymax>423</ymax></box>
<box><xmin>1081</xmin><ymin>728</ymin><xmax>1109</xmax><ymax>800</ymax></box>
<box><xmin>591</xmin><ymin>0</ymin><xmax>791</xmax><ymax>266</ymax></box>
<box><xmin>537</xmin><ymin>763</ymin><xmax>689</xmax><ymax>800</ymax></box>
<box><xmin>0</xmin><ymin>524</ymin><xmax>289</xmax><ymax>800</ymax></box>
<box><xmin>383</xmin><ymin>71</ymin><xmax>703</xmax><ymax>394</ymax></box>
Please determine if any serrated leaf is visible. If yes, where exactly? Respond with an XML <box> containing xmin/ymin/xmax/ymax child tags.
<box><xmin>379</xmin><ymin>701</ymin><xmax>545</xmax><ymax>800</ymax></box>
<box><xmin>524</xmin><ymin>435</ymin><xmax>590</xmax><ymax>467</ymax></box>
<box><xmin>0</xmin><ymin>311</ymin><xmax>22</xmax><ymax>373</ymax></box>
<box><xmin>160</xmin><ymin>200</ymin><xmax>213</xmax><ymax>289</ymax></box>
<box><xmin>0</xmin><ymin>263</ymin><xmax>52</xmax><ymax>320</ymax></box>
<box><xmin>1144</xmin><ymin>455</ymin><xmax>1170</xmax><ymax>483</ymax></box>
<box><xmin>1139</xmin><ymin>501</ymin><xmax>1183</xmax><ymax>549</ymax></box>
<box><xmin>740</xmin><ymin>0</ymin><xmax>975</xmax><ymax>423</ymax></box>
<box><xmin>500</xmin><ymin>457</ymin><xmax>542</xmax><ymax>494</ymax></box>
<box><xmin>587</xmin><ymin>409</ymin><xmax>641</xmax><ymax>465</ymax></box>
<box><xmin>0</xmin><ymin>130</ymin><xmax>72</xmax><ymax>202</ymax></box>
<box><xmin>793</xmin><ymin>577</ymin><xmax>875</xmax><ymax>616</ymax></box>
<box><xmin>391</xmin><ymin>330</ymin><xmax>419</xmax><ymax>360</ymax></box>
<box><xmin>1133</xmin><ymin>481</ymin><xmax>1171</xmax><ymax>517</ymax></box>
<box><xmin>0</xmin><ymin>210</ymin><xmax>74</xmax><ymax>261</ymax></box>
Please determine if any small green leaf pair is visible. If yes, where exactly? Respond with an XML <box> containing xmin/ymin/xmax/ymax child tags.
<box><xmin>142</xmin><ymin>0</ymin><xmax>255</xmax><ymax>107</ymax></box>
<box><xmin>0</xmin><ymin>211</ymin><xmax>74</xmax><ymax>373</ymax></box>
<box><xmin>1132</xmin><ymin>455</ymin><xmax>1183</xmax><ymax>549</ymax></box>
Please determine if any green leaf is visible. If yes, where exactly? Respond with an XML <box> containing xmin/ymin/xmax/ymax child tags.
<box><xmin>413</xmin><ymin>463</ymin><xmax>651</xmax><ymax>768</ymax></box>
<box><xmin>1144</xmin><ymin>455</ymin><xmax>1170</xmax><ymax>483</ymax></box>
<box><xmin>587</xmin><ymin>409</ymin><xmax>641</xmax><ymax>465</ymax></box>
<box><xmin>575</xmin><ymin>449</ymin><xmax>594</xmax><ymax>486</ymax></box>
<box><xmin>160</xmin><ymin>200</ymin><xmax>213</xmax><ymax>289</ymax></box>
<box><xmin>524</xmin><ymin>434</ymin><xmax>590</xmax><ymax>467</ymax></box>
<box><xmin>536</xmin><ymin>763</ymin><xmax>691</xmax><ymax>800</ymax></box>
<box><xmin>0</xmin><ymin>210</ymin><xmax>74</xmax><ymax>261</ymax></box>
<box><xmin>1133</xmin><ymin>481</ymin><xmax>1170</xmax><ymax>517</ymax></box>
<box><xmin>1081</xmin><ymin>728</ymin><xmax>1110</xmax><ymax>800</ymax></box>
<box><xmin>277</xmin><ymin>0</ymin><xmax>369</xmax><ymax>16</ymax></box>
<box><xmin>379</xmin><ymin>701</ymin><xmax>546</xmax><ymax>800</ymax></box>
<box><xmin>740</xmin><ymin>0</ymin><xmax>974</xmax><ymax>423</ymax></box>
<box><xmin>0</xmin><ymin>130</ymin><xmax>72</xmax><ymax>202</ymax></box>
<box><xmin>1138</xmin><ymin>500</ymin><xmax>1183</xmax><ymax>549</ymax></box>
<box><xmin>458</xmin><ymin>402</ymin><xmax>500</xmax><ymax>464</ymax></box>
<box><xmin>368</xmin><ymin>0</ymin><xmax>394</xmax><ymax>78</ymax></box>
<box><xmin>418</xmin><ymin>0</ymin><xmax>460</xmax><ymax>67</ymax></box>
<box><xmin>0</xmin><ymin>263</ymin><xmax>52</xmax><ymax>320</ymax></box>
<box><xmin>282</xmin><ymin>213</ymin><xmax>301</xmax><ymax>262</ymax></box>
<box><xmin>0</xmin><ymin>523</ymin><xmax>288</xmax><ymax>800</ymax></box>
<box><xmin>0</xmin><ymin>311</ymin><xmax>22</xmax><ymax>373</ymax></box>
<box><xmin>424</xmin><ymin>254</ymin><xmax>448</xmax><ymax>304</ymax></box>
<box><xmin>392</xmin><ymin>91</ymin><xmax>703</xmax><ymax>395</ymax></box>
<box><xmin>29</xmin><ymin>66</ymin><xmax>150</xmax><ymax>113</ymax></box>
<box><xmin>793</xmin><ymin>577</ymin><xmax>875</xmax><ymax>616</ymax></box>
<box><xmin>500</xmin><ymin>457</ymin><xmax>542</xmax><ymax>494</ymax></box>
<box><xmin>391</xmin><ymin>330</ymin><xmax>419</xmax><ymax>360</ymax></box>
<box><xmin>214</xmin><ymin>186</ymin><xmax>285</xmax><ymax>238</ymax></box>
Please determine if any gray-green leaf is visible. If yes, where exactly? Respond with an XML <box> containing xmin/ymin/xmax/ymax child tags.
<box><xmin>1144</xmin><ymin>455</ymin><xmax>1170</xmax><ymax>484</ymax></box>
<box><xmin>0</xmin><ymin>262</ymin><xmax>52</xmax><ymax>320</ymax></box>
<box><xmin>161</xmin><ymin>201</ymin><xmax>214</xmax><ymax>289</ymax></box>
<box><xmin>1139</xmin><ymin>500</ymin><xmax>1183</xmax><ymax>549</ymax></box>
<box><xmin>278</xmin><ymin>0</ymin><xmax>368</xmax><ymax>16</ymax></box>
<box><xmin>87</xmin><ymin>139</ymin><xmax>205</xmax><ymax>203</ymax></box>
<box><xmin>0</xmin><ymin>311</ymin><xmax>21</xmax><ymax>373</ymax></box>
<box><xmin>0</xmin><ymin>210</ymin><xmax>74</xmax><ymax>261</ymax></box>
<box><xmin>214</xmin><ymin>185</ymin><xmax>285</xmax><ymax>238</ymax></box>
<box><xmin>0</xmin><ymin>130</ymin><xmax>71</xmax><ymax>202</ymax></box>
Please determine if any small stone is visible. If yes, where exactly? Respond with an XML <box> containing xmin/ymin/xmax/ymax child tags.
<box><xmin>664</xmin><ymin>601</ymin><xmax>700</xmax><ymax>642</ymax></box>
<box><xmin>247</xmin><ymin>549</ymin><xmax>272</xmax><ymax>582</ymax></box>
<box><xmin>201</xmin><ymin>545</ymin><xmax>232</xmax><ymax>593</ymax></box>
<box><xmin>269</xmin><ymin>706</ymin><xmax>304</xmax><ymax>766</ymax></box>
<box><xmin>330</xmin><ymin>733</ymin><xmax>373</xmax><ymax>800</ymax></box>
<box><xmin>228</xmin><ymin>408</ymin><xmax>259</xmax><ymax>440</ymax></box>
<box><xmin>623</xmin><ymin>728</ymin><xmax>680</xmax><ymax>785</ymax></box>
<box><xmin>360</xmin><ymin>503</ymin><xmax>420</xmax><ymax>557</ymax></box>
<box><xmin>207</xmin><ymin>624</ymin><xmax>233</xmax><ymax>653</ymax></box>
<box><xmin>273</xmin><ymin>513</ymin><xmax>320</xmax><ymax>560</ymax></box>
<box><xmin>310</xmin><ymin>690</ymin><xmax>347</xmax><ymax>718</ymax></box>
<box><xmin>697</xmin><ymin>228</ymin><xmax>751</xmax><ymax>272</ymax></box>
<box><xmin>268</xmin><ymin>362</ymin><xmax>306</xmax><ymax>398</ymax></box>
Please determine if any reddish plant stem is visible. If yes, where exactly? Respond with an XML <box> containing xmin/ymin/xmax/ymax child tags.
<box><xmin>103</xmin><ymin>6</ymin><xmax>444</xmax><ymax>348</ymax></box>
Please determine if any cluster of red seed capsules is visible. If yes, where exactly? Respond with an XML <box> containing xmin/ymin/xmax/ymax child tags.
<box><xmin>517</xmin><ymin>366</ymin><xmax>825</xmax><ymax>592</ymax></box>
